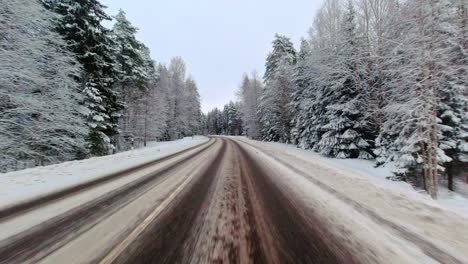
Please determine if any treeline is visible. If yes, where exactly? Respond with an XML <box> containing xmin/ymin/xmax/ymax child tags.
<box><xmin>203</xmin><ymin>72</ymin><xmax>263</xmax><ymax>138</ymax></box>
<box><xmin>238</xmin><ymin>0</ymin><xmax>467</xmax><ymax>198</ymax></box>
<box><xmin>203</xmin><ymin>101</ymin><xmax>243</xmax><ymax>136</ymax></box>
<box><xmin>0</xmin><ymin>0</ymin><xmax>202</xmax><ymax>172</ymax></box>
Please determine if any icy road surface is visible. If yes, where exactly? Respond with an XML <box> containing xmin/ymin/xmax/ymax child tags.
<box><xmin>0</xmin><ymin>137</ymin><xmax>467</xmax><ymax>263</ymax></box>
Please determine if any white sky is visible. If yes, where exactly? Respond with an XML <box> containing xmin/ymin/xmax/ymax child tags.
<box><xmin>101</xmin><ymin>0</ymin><xmax>323</xmax><ymax>113</ymax></box>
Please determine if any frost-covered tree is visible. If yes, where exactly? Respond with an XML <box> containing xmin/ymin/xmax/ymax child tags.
<box><xmin>314</xmin><ymin>1</ymin><xmax>374</xmax><ymax>159</ymax></box>
<box><xmin>224</xmin><ymin>101</ymin><xmax>243</xmax><ymax>136</ymax></box>
<box><xmin>373</xmin><ymin>0</ymin><xmax>467</xmax><ymax>197</ymax></box>
<box><xmin>205</xmin><ymin>108</ymin><xmax>223</xmax><ymax>135</ymax></box>
<box><xmin>185</xmin><ymin>78</ymin><xmax>203</xmax><ymax>135</ymax></box>
<box><xmin>112</xmin><ymin>9</ymin><xmax>148</xmax><ymax>89</ymax></box>
<box><xmin>290</xmin><ymin>39</ymin><xmax>319</xmax><ymax>148</ymax></box>
<box><xmin>259</xmin><ymin>35</ymin><xmax>296</xmax><ymax>143</ymax></box>
<box><xmin>112</xmin><ymin>9</ymin><xmax>149</xmax><ymax>150</ymax></box>
<box><xmin>205</xmin><ymin>102</ymin><xmax>242</xmax><ymax>136</ymax></box>
<box><xmin>433</xmin><ymin>0</ymin><xmax>468</xmax><ymax>190</ymax></box>
<box><xmin>140</xmin><ymin>62</ymin><xmax>169</xmax><ymax>144</ymax></box>
<box><xmin>121</xmin><ymin>45</ymin><xmax>161</xmax><ymax>148</ymax></box>
<box><xmin>239</xmin><ymin>72</ymin><xmax>262</xmax><ymax>139</ymax></box>
<box><xmin>250</xmin><ymin>0</ymin><xmax>465</xmax><ymax>198</ymax></box>
<box><xmin>168</xmin><ymin>57</ymin><xmax>188</xmax><ymax>139</ymax></box>
<box><xmin>0</xmin><ymin>0</ymin><xmax>87</xmax><ymax>171</ymax></box>
<box><xmin>44</xmin><ymin>0</ymin><xmax>121</xmax><ymax>156</ymax></box>
<box><xmin>152</xmin><ymin>60</ymin><xmax>202</xmax><ymax>141</ymax></box>
<box><xmin>155</xmin><ymin>64</ymin><xmax>173</xmax><ymax>141</ymax></box>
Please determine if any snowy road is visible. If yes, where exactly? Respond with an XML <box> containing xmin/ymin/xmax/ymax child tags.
<box><xmin>0</xmin><ymin>137</ymin><xmax>467</xmax><ymax>263</ymax></box>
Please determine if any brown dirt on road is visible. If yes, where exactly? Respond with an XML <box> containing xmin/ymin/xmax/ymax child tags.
<box><xmin>109</xmin><ymin>139</ymin><xmax>228</xmax><ymax>263</ymax></box>
<box><xmin>109</xmin><ymin>138</ymin><xmax>348</xmax><ymax>264</ymax></box>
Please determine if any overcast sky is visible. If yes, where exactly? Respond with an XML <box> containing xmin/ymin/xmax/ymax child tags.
<box><xmin>101</xmin><ymin>0</ymin><xmax>323</xmax><ymax>113</ymax></box>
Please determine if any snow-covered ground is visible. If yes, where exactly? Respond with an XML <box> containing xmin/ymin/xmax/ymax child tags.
<box><xmin>0</xmin><ymin>136</ymin><xmax>209</xmax><ymax>209</ymax></box>
<box><xmin>235</xmin><ymin>137</ymin><xmax>468</xmax><ymax>216</ymax></box>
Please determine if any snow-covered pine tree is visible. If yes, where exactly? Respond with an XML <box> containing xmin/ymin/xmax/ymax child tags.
<box><xmin>298</xmin><ymin>0</ymin><xmax>345</xmax><ymax>153</ymax></box>
<box><xmin>224</xmin><ymin>101</ymin><xmax>243</xmax><ymax>136</ymax></box>
<box><xmin>168</xmin><ymin>57</ymin><xmax>189</xmax><ymax>139</ymax></box>
<box><xmin>290</xmin><ymin>39</ymin><xmax>316</xmax><ymax>148</ymax></box>
<box><xmin>44</xmin><ymin>0</ymin><xmax>121</xmax><ymax>156</ymax></box>
<box><xmin>315</xmin><ymin>1</ymin><xmax>374</xmax><ymax>159</ymax></box>
<box><xmin>155</xmin><ymin>64</ymin><xmax>173</xmax><ymax>141</ymax></box>
<box><xmin>204</xmin><ymin>102</ymin><xmax>243</xmax><ymax>136</ymax></box>
<box><xmin>239</xmin><ymin>72</ymin><xmax>262</xmax><ymax>139</ymax></box>
<box><xmin>155</xmin><ymin>57</ymin><xmax>202</xmax><ymax>139</ymax></box>
<box><xmin>112</xmin><ymin>9</ymin><xmax>148</xmax><ymax>89</ymax></box>
<box><xmin>374</xmin><ymin>0</ymin><xmax>467</xmax><ymax>198</ymax></box>
<box><xmin>205</xmin><ymin>108</ymin><xmax>223</xmax><ymax>135</ymax></box>
<box><xmin>433</xmin><ymin>0</ymin><xmax>468</xmax><ymax>190</ymax></box>
<box><xmin>112</xmin><ymin>9</ymin><xmax>149</xmax><ymax>150</ymax></box>
<box><xmin>138</xmin><ymin>45</ymin><xmax>160</xmax><ymax>146</ymax></box>
<box><xmin>259</xmin><ymin>34</ymin><xmax>296</xmax><ymax>143</ymax></box>
<box><xmin>355</xmin><ymin>0</ymin><xmax>398</xmax><ymax>132</ymax></box>
<box><xmin>0</xmin><ymin>0</ymin><xmax>87</xmax><ymax>171</ymax></box>
<box><xmin>185</xmin><ymin>77</ymin><xmax>203</xmax><ymax>136</ymax></box>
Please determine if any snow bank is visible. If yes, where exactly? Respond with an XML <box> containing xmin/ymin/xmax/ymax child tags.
<box><xmin>0</xmin><ymin>136</ymin><xmax>209</xmax><ymax>209</ymax></box>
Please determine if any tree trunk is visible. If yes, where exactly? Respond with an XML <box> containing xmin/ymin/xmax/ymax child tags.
<box><xmin>447</xmin><ymin>162</ymin><xmax>454</xmax><ymax>191</ymax></box>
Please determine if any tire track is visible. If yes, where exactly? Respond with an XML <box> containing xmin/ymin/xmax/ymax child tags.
<box><xmin>189</xmin><ymin>139</ymin><xmax>269</xmax><ymax>264</ymax></box>
<box><xmin>112</xmin><ymin>137</ymin><xmax>346</xmax><ymax>263</ymax></box>
<box><xmin>232</xmin><ymin>140</ymin><xmax>351</xmax><ymax>264</ymax></box>
<box><xmin>106</xmin><ymin>139</ymin><xmax>228</xmax><ymax>263</ymax></box>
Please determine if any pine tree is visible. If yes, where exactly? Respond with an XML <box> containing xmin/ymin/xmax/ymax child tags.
<box><xmin>260</xmin><ymin>35</ymin><xmax>296</xmax><ymax>143</ymax></box>
<box><xmin>290</xmin><ymin>39</ymin><xmax>315</xmax><ymax>147</ymax></box>
<box><xmin>434</xmin><ymin>0</ymin><xmax>468</xmax><ymax>190</ymax></box>
<box><xmin>168</xmin><ymin>57</ymin><xmax>189</xmax><ymax>139</ymax></box>
<box><xmin>239</xmin><ymin>72</ymin><xmax>263</xmax><ymax>139</ymax></box>
<box><xmin>372</xmin><ymin>0</ymin><xmax>468</xmax><ymax>197</ymax></box>
<box><xmin>315</xmin><ymin>2</ymin><xmax>374</xmax><ymax>159</ymax></box>
<box><xmin>205</xmin><ymin>108</ymin><xmax>223</xmax><ymax>135</ymax></box>
<box><xmin>138</xmin><ymin>45</ymin><xmax>159</xmax><ymax>147</ymax></box>
<box><xmin>44</xmin><ymin>0</ymin><xmax>121</xmax><ymax>156</ymax></box>
<box><xmin>185</xmin><ymin>78</ymin><xmax>203</xmax><ymax>136</ymax></box>
<box><xmin>112</xmin><ymin>9</ymin><xmax>148</xmax><ymax>89</ymax></box>
<box><xmin>224</xmin><ymin>101</ymin><xmax>243</xmax><ymax>136</ymax></box>
<box><xmin>112</xmin><ymin>9</ymin><xmax>149</xmax><ymax>149</ymax></box>
<box><xmin>239</xmin><ymin>72</ymin><xmax>262</xmax><ymax>139</ymax></box>
<box><xmin>156</xmin><ymin>64</ymin><xmax>172</xmax><ymax>141</ymax></box>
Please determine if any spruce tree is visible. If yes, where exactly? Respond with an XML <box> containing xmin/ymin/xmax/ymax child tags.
<box><xmin>315</xmin><ymin>2</ymin><xmax>373</xmax><ymax>159</ymax></box>
<box><xmin>239</xmin><ymin>73</ymin><xmax>262</xmax><ymax>139</ymax></box>
<box><xmin>44</xmin><ymin>0</ymin><xmax>121</xmax><ymax>156</ymax></box>
<box><xmin>112</xmin><ymin>9</ymin><xmax>149</xmax><ymax>149</ymax></box>
<box><xmin>112</xmin><ymin>9</ymin><xmax>148</xmax><ymax>89</ymax></box>
<box><xmin>260</xmin><ymin>34</ymin><xmax>296</xmax><ymax>143</ymax></box>
<box><xmin>290</xmin><ymin>39</ymin><xmax>315</xmax><ymax>147</ymax></box>
<box><xmin>433</xmin><ymin>0</ymin><xmax>468</xmax><ymax>189</ymax></box>
<box><xmin>185</xmin><ymin>78</ymin><xmax>203</xmax><ymax>136</ymax></box>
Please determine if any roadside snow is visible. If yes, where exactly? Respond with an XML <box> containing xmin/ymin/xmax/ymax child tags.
<box><xmin>236</xmin><ymin>137</ymin><xmax>468</xmax><ymax>216</ymax></box>
<box><xmin>0</xmin><ymin>136</ymin><xmax>209</xmax><ymax>209</ymax></box>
